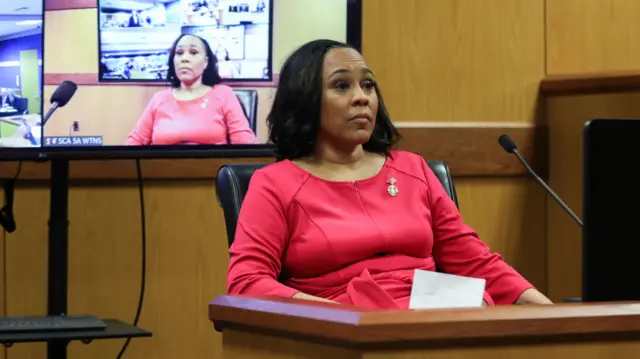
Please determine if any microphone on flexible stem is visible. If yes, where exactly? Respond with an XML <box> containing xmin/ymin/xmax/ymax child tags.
<box><xmin>498</xmin><ymin>134</ymin><xmax>584</xmax><ymax>228</ymax></box>
<box><xmin>23</xmin><ymin>81</ymin><xmax>78</xmax><ymax>146</ymax></box>
<box><xmin>42</xmin><ymin>80</ymin><xmax>77</xmax><ymax>126</ymax></box>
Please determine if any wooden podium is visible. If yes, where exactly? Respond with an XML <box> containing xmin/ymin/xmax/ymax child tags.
<box><xmin>210</xmin><ymin>295</ymin><xmax>640</xmax><ymax>359</ymax></box>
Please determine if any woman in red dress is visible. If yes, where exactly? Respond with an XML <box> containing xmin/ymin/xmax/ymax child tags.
<box><xmin>226</xmin><ymin>39</ymin><xmax>552</xmax><ymax>308</ymax></box>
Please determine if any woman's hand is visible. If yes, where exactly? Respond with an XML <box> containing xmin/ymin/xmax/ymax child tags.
<box><xmin>292</xmin><ymin>292</ymin><xmax>338</xmax><ymax>303</ymax></box>
<box><xmin>515</xmin><ymin>288</ymin><xmax>554</xmax><ymax>305</ymax></box>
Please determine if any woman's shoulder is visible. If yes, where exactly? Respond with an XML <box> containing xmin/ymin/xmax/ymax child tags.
<box><xmin>251</xmin><ymin>160</ymin><xmax>304</xmax><ymax>184</ymax></box>
<box><xmin>210</xmin><ymin>84</ymin><xmax>236</xmax><ymax>97</ymax></box>
<box><xmin>249</xmin><ymin>160</ymin><xmax>309</xmax><ymax>187</ymax></box>
<box><xmin>148</xmin><ymin>88</ymin><xmax>173</xmax><ymax>105</ymax></box>
<box><xmin>387</xmin><ymin>149</ymin><xmax>427</xmax><ymax>169</ymax></box>
<box><xmin>247</xmin><ymin>160</ymin><xmax>310</xmax><ymax>202</ymax></box>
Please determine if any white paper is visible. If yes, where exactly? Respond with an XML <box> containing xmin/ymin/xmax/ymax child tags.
<box><xmin>409</xmin><ymin>269</ymin><xmax>486</xmax><ymax>310</ymax></box>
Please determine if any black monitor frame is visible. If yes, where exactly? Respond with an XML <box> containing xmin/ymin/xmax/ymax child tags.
<box><xmin>96</xmin><ymin>0</ymin><xmax>275</xmax><ymax>84</ymax></box>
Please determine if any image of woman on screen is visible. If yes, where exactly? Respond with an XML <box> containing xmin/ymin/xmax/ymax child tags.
<box><xmin>126</xmin><ymin>34</ymin><xmax>256</xmax><ymax>145</ymax></box>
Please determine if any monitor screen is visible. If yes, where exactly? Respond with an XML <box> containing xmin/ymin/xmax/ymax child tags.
<box><xmin>582</xmin><ymin>118</ymin><xmax>640</xmax><ymax>302</ymax></box>
<box><xmin>98</xmin><ymin>0</ymin><xmax>272</xmax><ymax>82</ymax></box>
<box><xmin>0</xmin><ymin>0</ymin><xmax>275</xmax><ymax>159</ymax></box>
<box><xmin>0</xmin><ymin>0</ymin><xmax>44</xmax><ymax>149</ymax></box>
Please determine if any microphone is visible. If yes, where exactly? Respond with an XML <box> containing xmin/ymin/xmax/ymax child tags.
<box><xmin>42</xmin><ymin>80</ymin><xmax>77</xmax><ymax>126</ymax></box>
<box><xmin>498</xmin><ymin>134</ymin><xmax>583</xmax><ymax>228</ymax></box>
<box><xmin>21</xmin><ymin>81</ymin><xmax>77</xmax><ymax>146</ymax></box>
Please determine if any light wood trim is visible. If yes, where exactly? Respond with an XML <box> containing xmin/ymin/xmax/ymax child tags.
<box><xmin>540</xmin><ymin>71</ymin><xmax>640</xmax><ymax>95</ymax></box>
<box><xmin>211</xmin><ymin>296</ymin><xmax>640</xmax><ymax>345</ymax></box>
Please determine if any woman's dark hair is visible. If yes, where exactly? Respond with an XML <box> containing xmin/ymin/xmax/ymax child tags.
<box><xmin>267</xmin><ymin>39</ymin><xmax>400</xmax><ymax>160</ymax></box>
<box><xmin>167</xmin><ymin>34</ymin><xmax>222</xmax><ymax>88</ymax></box>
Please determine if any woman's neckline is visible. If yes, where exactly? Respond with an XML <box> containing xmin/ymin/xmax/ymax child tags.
<box><xmin>171</xmin><ymin>85</ymin><xmax>213</xmax><ymax>103</ymax></box>
<box><xmin>286</xmin><ymin>154</ymin><xmax>391</xmax><ymax>185</ymax></box>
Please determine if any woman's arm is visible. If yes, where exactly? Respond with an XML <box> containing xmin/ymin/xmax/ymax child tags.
<box><xmin>227</xmin><ymin>169</ymin><xmax>303</xmax><ymax>298</ymax></box>
<box><xmin>222</xmin><ymin>87</ymin><xmax>257</xmax><ymax>144</ymax></box>
<box><xmin>125</xmin><ymin>94</ymin><xmax>157</xmax><ymax>145</ymax></box>
<box><xmin>422</xmin><ymin>160</ymin><xmax>551</xmax><ymax>305</ymax></box>
<box><xmin>516</xmin><ymin>288</ymin><xmax>553</xmax><ymax>305</ymax></box>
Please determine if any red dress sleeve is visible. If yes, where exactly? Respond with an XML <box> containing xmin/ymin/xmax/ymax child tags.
<box><xmin>222</xmin><ymin>87</ymin><xmax>257</xmax><ymax>144</ymax></box>
<box><xmin>126</xmin><ymin>93</ymin><xmax>158</xmax><ymax>145</ymax></box>
<box><xmin>227</xmin><ymin>169</ymin><xmax>300</xmax><ymax>298</ymax></box>
<box><xmin>422</xmin><ymin>160</ymin><xmax>534</xmax><ymax>305</ymax></box>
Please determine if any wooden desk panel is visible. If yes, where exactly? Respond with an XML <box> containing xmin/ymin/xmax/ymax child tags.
<box><xmin>211</xmin><ymin>296</ymin><xmax>640</xmax><ymax>359</ymax></box>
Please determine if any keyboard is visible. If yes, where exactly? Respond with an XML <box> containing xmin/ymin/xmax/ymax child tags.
<box><xmin>0</xmin><ymin>315</ymin><xmax>107</xmax><ymax>334</ymax></box>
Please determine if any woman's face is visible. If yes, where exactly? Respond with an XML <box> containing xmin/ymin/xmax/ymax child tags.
<box><xmin>173</xmin><ymin>35</ymin><xmax>208</xmax><ymax>85</ymax></box>
<box><xmin>318</xmin><ymin>47</ymin><xmax>378</xmax><ymax>149</ymax></box>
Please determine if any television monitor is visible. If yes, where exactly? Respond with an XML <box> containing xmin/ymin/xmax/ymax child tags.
<box><xmin>98</xmin><ymin>0</ymin><xmax>273</xmax><ymax>82</ymax></box>
<box><xmin>0</xmin><ymin>0</ymin><xmax>44</xmax><ymax>150</ymax></box>
<box><xmin>582</xmin><ymin>118</ymin><xmax>640</xmax><ymax>302</ymax></box>
<box><xmin>0</xmin><ymin>0</ymin><xmax>276</xmax><ymax>161</ymax></box>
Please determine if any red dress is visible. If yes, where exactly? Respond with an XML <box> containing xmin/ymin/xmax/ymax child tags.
<box><xmin>227</xmin><ymin>150</ymin><xmax>533</xmax><ymax>308</ymax></box>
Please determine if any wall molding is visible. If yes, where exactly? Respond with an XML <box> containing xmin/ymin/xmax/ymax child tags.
<box><xmin>0</xmin><ymin>123</ymin><xmax>546</xmax><ymax>180</ymax></box>
<box><xmin>541</xmin><ymin>71</ymin><xmax>640</xmax><ymax>95</ymax></box>
<box><xmin>44</xmin><ymin>73</ymin><xmax>279</xmax><ymax>88</ymax></box>
<box><xmin>46</xmin><ymin>0</ymin><xmax>97</xmax><ymax>11</ymax></box>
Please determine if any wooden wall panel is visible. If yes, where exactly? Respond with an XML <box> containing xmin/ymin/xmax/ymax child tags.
<box><xmin>546</xmin><ymin>91</ymin><xmax>640</xmax><ymax>302</ymax></box>
<box><xmin>362</xmin><ymin>0</ymin><xmax>545</xmax><ymax>125</ymax></box>
<box><xmin>546</xmin><ymin>0</ymin><xmax>640</xmax><ymax>75</ymax></box>
<box><xmin>455</xmin><ymin>178</ymin><xmax>548</xmax><ymax>289</ymax></box>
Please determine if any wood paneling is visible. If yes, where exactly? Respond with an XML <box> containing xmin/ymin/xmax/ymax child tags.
<box><xmin>396</xmin><ymin>123</ymin><xmax>546</xmax><ymax>177</ymax></box>
<box><xmin>541</xmin><ymin>71</ymin><xmax>640</xmax><ymax>95</ymax></box>
<box><xmin>223</xmin><ymin>330</ymin><xmax>640</xmax><ymax>359</ymax></box>
<box><xmin>0</xmin><ymin>158</ymin><xmax>276</xmax><ymax>180</ymax></box>
<box><xmin>362</xmin><ymin>0</ymin><xmax>545</xmax><ymax>125</ymax></box>
<box><xmin>546</xmin><ymin>91</ymin><xmax>640</xmax><ymax>302</ymax></box>
<box><xmin>455</xmin><ymin>178</ymin><xmax>547</xmax><ymax>290</ymax></box>
<box><xmin>546</xmin><ymin>0</ymin><xmax>640</xmax><ymax>75</ymax></box>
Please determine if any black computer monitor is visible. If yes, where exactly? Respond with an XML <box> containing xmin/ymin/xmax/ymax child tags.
<box><xmin>583</xmin><ymin>118</ymin><xmax>640</xmax><ymax>302</ymax></box>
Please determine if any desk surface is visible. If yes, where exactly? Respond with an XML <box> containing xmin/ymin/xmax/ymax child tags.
<box><xmin>210</xmin><ymin>295</ymin><xmax>640</xmax><ymax>345</ymax></box>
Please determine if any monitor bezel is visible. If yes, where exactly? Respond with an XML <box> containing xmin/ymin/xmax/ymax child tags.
<box><xmin>0</xmin><ymin>143</ymin><xmax>277</xmax><ymax>161</ymax></box>
<box><xmin>96</xmin><ymin>0</ymin><xmax>275</xmax><ymax>84</ymax></box>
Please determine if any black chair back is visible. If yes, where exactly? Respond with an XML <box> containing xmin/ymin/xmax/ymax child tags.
<box><xmin>232</xmin><ymin>89</ymin><xmax>258</xmax><ymax>133</ymax></box>
<box><xmin>216</xmin><ymin>161</ymin><xmax>458</xmax><ymax>248</ymax></box>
